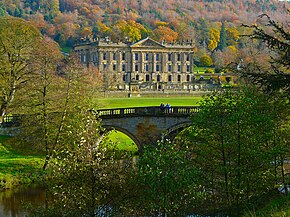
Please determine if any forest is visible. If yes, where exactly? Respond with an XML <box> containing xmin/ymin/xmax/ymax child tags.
<box><xmin>1</xmin><ymin>0</ymin><xmax>290</xmax><ymax>70</ymax></box>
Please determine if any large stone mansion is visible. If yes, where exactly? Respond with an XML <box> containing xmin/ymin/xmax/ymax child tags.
<box><xmin>74</xmin><ymin>37</ymin><xmax>196</xmax><ymax>91</ymax></box>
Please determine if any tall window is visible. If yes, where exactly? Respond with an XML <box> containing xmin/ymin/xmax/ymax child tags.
<box><xmin>168</xmin><ymin>75</ymin><xmax>172</xmax><ymax>82</ymax></box>
<box><xmin>122</xmin><ymin>52</ymin><xmax>126</xmax><ymax>60</ymax></box>
<box><xmin>187</xmin><ymin>65</ymin><xmax>190</xmax><ymax>72</ymax></box>
<box><xmin>103</xmin><ymin>52</ymin><xmax>107</xmax><ymax>60</ymax></box>
<box><xmin>178</xmin><ymin>65</ymin><xmax>181</xmax><ymax>72</ymax></box>
<box><xmin>123</xmin><ymin>74</ymin><xmax>126</xmax><ymax>81</ymax></box>
<box><xmin>113</xmin><ymin>52</ymin><xmax>116</xmax><ymax>60</ymax></box>
<box><xmin>156</xmin><ymin>64</ymin><xmax>160</xmax><ymax>72</ymax></box>
<box><xmin>168</xmin><ymin>53</ymin><xmax>172</xmax><ymax>61</ymax></box>
<box><xmin>122</xmin><ymin>64</ymin><xmax>126</xmax><ymax>71</ymax></box>
<box><xmin>156</xmin><ymin>53</ymin><xmax>160</xmax><ymax>61</ymax></box>
<box><xmin>145</xmin><ymin>64</ymin><xmax>149</xmax><ymax>72</ymax></box>
<box><xmin>135</xmin><ymin>53</ymin><xmax>139</xmax><ymax>60</ymax></box>
<box><xmin>177</xmin><ymin>53</ymin><xmax>181</xmax><ymax>61</ymax></box>
<box><xmin>186</xmin><ymin>54</ymin><xmax>190</xmax><ymax>61</ymax></box>
<box><xmin>135</xmin><ymin>64</ymin><xmax>139</xmax><ymax>72</ymax></box>
<box><xmin>178</xmin><ymin>75</ymin><xmax>181</xmax><ymax>82</ymax></box>
<box><xmin>168</xmin><ymin>65</ymin><xmax>172</xmax><ymax>72</ymax></box>
<box><xmin>157</xmin><ymin>74</ymin><xmax>161</xmax><ymax>82</ymax></box>
<box><xmin>136</xmin><ymin>75</ymin><xmax>139</xmax><ymax>81</ymax></box>
<box><xmin>187</xmin><ymin>75</ymin><xmax>190</xmax><ymax>82</ymax></box>
<box><xmin>145</xmin><ymin>53</ymin><xmax>149</xmax><ymax>61</ymax></box>
<box><xmin>113</xmin><ymin>64</ymin><xmax>117</xmax><ymax>71</ymax></box>
<box><xmin>146</xmin><ymin>74</ymin><xmax>150</xmax><ymax>81</ymax></box>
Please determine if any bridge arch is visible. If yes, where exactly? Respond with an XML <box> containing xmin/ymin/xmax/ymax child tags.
<box><xmin>164</xmin><ymin>122</ymin><xmax>192</xmax><ymax>141</ymax></box>
<box><xmin>102</xmin><ymin>125</ymin><xmax>141</xmax><ymax>150</ymax></box>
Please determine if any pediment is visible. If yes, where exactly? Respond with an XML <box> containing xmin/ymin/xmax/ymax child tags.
<box><xmin>131</xmin><ymin>37</ymin><xmax>165</xmax><ymax>48</ymax></box>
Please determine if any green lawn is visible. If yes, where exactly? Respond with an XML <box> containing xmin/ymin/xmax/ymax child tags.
<box><xmin>108</xmin><ymin>131</ymin><xmax>138</xmax><ymax>153</ymax></box>
<box><xmin>96</xmin><ymin>96</ymin><xmax>202</xmax><ymax>109</ymax></box>
<box><xmin>0</xmin><ymin>136</ymin><xmax>43</xmax><ymax>189</ymax></box>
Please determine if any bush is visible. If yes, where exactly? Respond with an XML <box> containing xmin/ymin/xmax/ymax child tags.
<box><xmin>199</xmin><ymin>55</ymin><xmax>213</xmax><ymax>67</ymax></box>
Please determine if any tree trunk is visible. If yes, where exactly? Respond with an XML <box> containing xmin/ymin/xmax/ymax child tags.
<box><xmin>0</xmin><ymin>83</ymin><xmax>16</xmax><ymax>123</ymax></box>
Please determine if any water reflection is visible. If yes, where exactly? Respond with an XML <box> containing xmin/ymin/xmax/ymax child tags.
<box><xmin>0</xmin><ymin>186</ymin><xmax>46</xmax><ymax>217</ymax></box>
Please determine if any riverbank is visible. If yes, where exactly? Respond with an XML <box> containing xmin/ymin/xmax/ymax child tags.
<box><xmin>0</xmin><ymin>136</ymin><xmax>44</xmax><ymax>190</ymax></box>
<box><xmin>1</xmin><ymin>138</ymin><xmax>289</xmax><ymax>216</ymax></box>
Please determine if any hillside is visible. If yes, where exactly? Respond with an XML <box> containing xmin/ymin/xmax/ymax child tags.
<box><xmin>1</xmin><ymin>0</ymin><xmax>289</xmax><ymax>50</ymax></box>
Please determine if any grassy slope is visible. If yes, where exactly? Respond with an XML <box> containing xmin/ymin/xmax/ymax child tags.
<box><xmin>0</xmin><ymin>136</ymin><xmax>43</xmax><ymax>189</ymax></box>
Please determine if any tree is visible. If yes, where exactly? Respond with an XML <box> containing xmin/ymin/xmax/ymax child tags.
<box><xmin>13</xmin><ymin>53</ymin><xmax>101</xmax><ymax>170</ymax></box>
<box><xmin>122</xmin><ymin>140</ymin><xmax>205</xmax><ymax>216</ymax></box>
<box><xmin>0</xmin><ymin>17</ymin><xmax>42</xmax><ymax>123</ymax></box>
<box><xmin>101</xmin><ymin>70</ymin><xmax>118</xmax><ymax>96</ymax></box>
<box><xmin>0</xmin><ymin>3</ymin><xmax>7</xmax><ymax>17</ymax></box>
<box><xmin>217</xmin><ymin>22</ymin><xmax>227</xmax><ymax>51</ymax></box>
<box><xmin>80</xmin><ymin>27</ymin><xmax>93</xmax><ymax>38</ymax></box>
<box><xmin>226</xmin><ymin>27</ymin><xmax>239</xmax><ymax>47</ymax></box>
<box><xmin>153</xmin><ymin>26</ymin><xmax>178</xmax><ymax>42</ymax></box>
<box><xmin>180</xmin><ymin>88</ymin><xmax>289</xmax><ymax>215</ymax></box>
<box><xmin>30</xmin><ymin>111</ymin><xmax>133</xmax><ymax>217</ymax></box>
<box><xmin>223</xmin><ymin>45</ymin><xmax>239</xmax><ymax>66</ymax></box>
<box><xmin>97</xmin><ymin>21</ymin><xmax>110</xmax><ymax>38</ymax></box>
<box><xmin>199</xmin><ymin>54</ymin><xmax>213</xmax><ymax>67</ymax></box>
<box><xmin>40</xmin><ymin>54</ymin><xmax>99</xmax><ymax>170</ymax></box>
<box><xmin>14</xmin><ymin>36</ymin><xmax>63</xmax><ymax>169</ymax></box>
<box><xmin>195</xmin><ymin>18</ymin><xmax>210</xmax><ymax>48</ymax></box>
<box><xmin>212</xmin><ymin>50</ymin><xmax>225</xmax><ymax>70</ymax></box>
<box><xmin>208</xmin><ymin>28</ymin><xmax>220</xmax><ymax>52</ymax></box>
<box><xmin>241</xmin><ymin>13</ymin><xmax>290</xmax><ymax>96</ymax></box>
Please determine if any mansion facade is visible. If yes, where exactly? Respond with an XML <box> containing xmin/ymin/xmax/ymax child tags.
<box><xmin>74</xmin><ymin>37</ymin><xmax>196</xmax><ymax>91</ymax></box>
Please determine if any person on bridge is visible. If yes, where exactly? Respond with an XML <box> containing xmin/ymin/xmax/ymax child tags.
<box><xmin>165</xmin><ymin>103</ymin><xmax>171</xmax><ymax>113</ymax></box>
<box><xmin>160</xmin><ymin>103</ymin><xmax>165</xmax><ymax>112</ymax></box>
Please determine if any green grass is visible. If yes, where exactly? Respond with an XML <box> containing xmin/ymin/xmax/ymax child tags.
<box><xmin>96</xmin><ymin>96</ymin><xmax>202</xmax><ymax>109</ymax></box>
<box><xmin>61</xmin><ymin>46</ymin><xmax>72</xmax><ymax>54</ymax></box>
<box><xmin>194</xmin><ymin>67</ymin><xmax>215</xmax><ymax>74</ymax></box>
<box><xmin>108</xmin><ymin>131</ymin><xmax>138</xmax><ymax>153</ymax></box>
<box><xmin>0</xmin><ymin>136</ymin><xmax>44</xmax><ymax>189</ymax></box>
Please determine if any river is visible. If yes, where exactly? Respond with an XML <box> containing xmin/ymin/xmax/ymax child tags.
<box><xmin>0</xmin><ymin>187</ymin><xmax>216</xmax><ymax>217</ymax></box>
<box><xmin>0</xmin><ymin>186</ymin><xmax>45</xmax><ymax>217</ymax></box>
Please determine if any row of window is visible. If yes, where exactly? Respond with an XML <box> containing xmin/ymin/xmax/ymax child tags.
<box><xmin>104</xmin><ymin>63</ymin><xmax>191</xmax><ymax>72</ymax></box>
<box><xmin>123</xmin><ymin>74</ymin><xmax>191</xmax><ymax>82</ymax></box>
<box><xmin>101</xmin><ymin>52</ymin><xmax>191</xmax><ymax>61</ymax></box>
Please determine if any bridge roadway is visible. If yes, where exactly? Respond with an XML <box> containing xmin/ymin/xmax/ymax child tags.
<box><xmin>97</xmin><ymin>106</ymin><xmax>199</xmax><ymax>150</ymax></box>
<box><xmin>1</xmin><ymin>106</ymin><xmax>199</xmax><ymax>150</ymax></box>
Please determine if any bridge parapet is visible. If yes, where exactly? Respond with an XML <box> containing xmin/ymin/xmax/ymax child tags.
<box><xmin>97</xmin><ymin>106</ymin><xmax>199</xmax><ymax>118</ymax></box>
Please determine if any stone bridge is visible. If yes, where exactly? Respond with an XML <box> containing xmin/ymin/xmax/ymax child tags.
<box><xmin>1</xmin><ymin>106</ymin><xmax>199</xmax><ymax>150</ymax></box>
<box><xmin>98</xmin><ymin>106</ymin><xmax>199</xmax><ymax>150</ymax></box>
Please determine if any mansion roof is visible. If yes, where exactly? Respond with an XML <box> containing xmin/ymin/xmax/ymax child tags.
<box><xmin>74</xmin><ymin>37</ymin><xmax>195</xmax><ymax>49</ymax></box>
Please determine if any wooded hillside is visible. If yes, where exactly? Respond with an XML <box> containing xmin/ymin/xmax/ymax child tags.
<box><xmin>1</xmin><ymin>0</ymin><xmax>289</xmax><ymax>68</ymax></box>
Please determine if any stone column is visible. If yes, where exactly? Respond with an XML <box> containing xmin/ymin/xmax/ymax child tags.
<box><xmin>151</xmin><ymin>53</ymin><xmax>155</xmax><ymax>73</ymax></box>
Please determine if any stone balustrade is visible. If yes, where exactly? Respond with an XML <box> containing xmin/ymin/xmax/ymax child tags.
<box><xmin>97</xmin><ymin>106</ymin><xmax>199</xmax><ymax>118</ymax></box>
